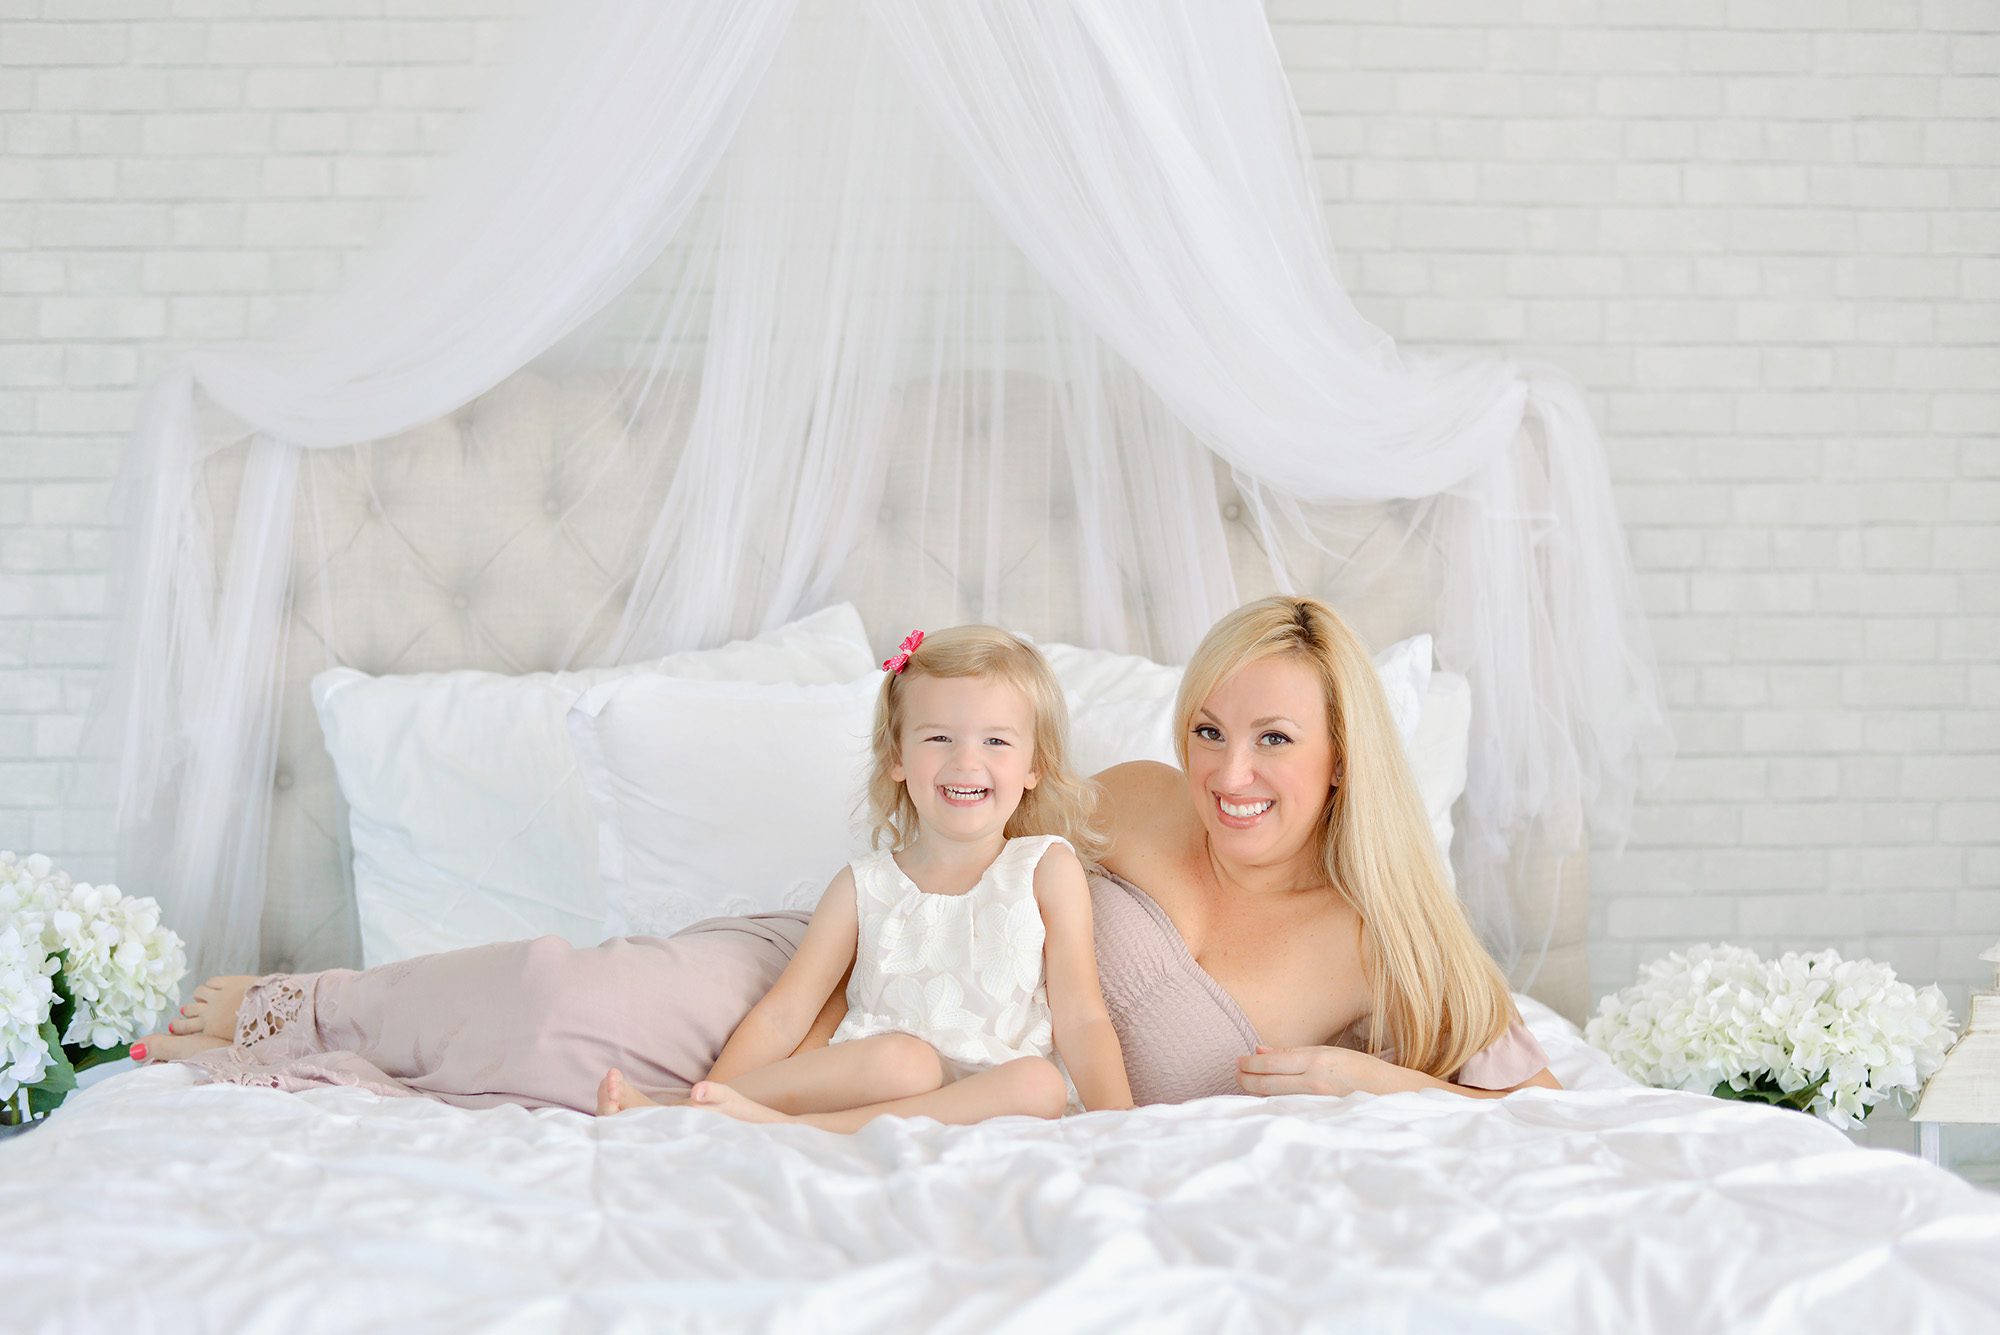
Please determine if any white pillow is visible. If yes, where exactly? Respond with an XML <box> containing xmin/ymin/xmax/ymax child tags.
<box><xmin>1408</xmin><ymin>670</ymin><xmax>1473</xmax><ymax>874</ymax></box>
<box><xmin>1037</xmin><ymin>641</ymin><xmax>1182</xmax><ymax>704</ymax></box>
<box><xmin>312</xmin><ymin>604</ymin><xmax>875</xmax><ymax>966</ymax></box>
<box><xmin>1068</xmin><ymin>693</ymin><xmax>1183</xmax><ymax>775</ymax></box>
<box><xmin>568</xmin><ymin>674</ymin><xmax>881</xmax><ymax>938</ymax></box>
<box><xmin>1369</xmin><ymin>633</ymin><xmax>1434</xmax><ymax>748</ymax></box>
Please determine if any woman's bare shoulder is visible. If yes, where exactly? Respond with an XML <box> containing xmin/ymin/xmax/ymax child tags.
<box><xmin>1095</xmin><ymin>761</ymin><xmax>1201</xmax><ymax>869</ymax></box>
<box><xmin>1095</xmin><ymin>761</ymin><xmax>1189</xmax><ymax>824</ymax></box>
<box><xmin>1096</xmin><ymin>759</ymin><xmax>1184</xmax><ymax>794</ymax></box>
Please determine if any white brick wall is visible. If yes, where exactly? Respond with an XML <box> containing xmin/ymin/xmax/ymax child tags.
<box><xmin>2</xmin><ymin>2</ymin><xmax>1995</xmax><ymax>1024</ymax></box>
<box><xmin>1</xmin><ymin>0</ymin><xmax>536</xmax><ymax>867</ymax></box>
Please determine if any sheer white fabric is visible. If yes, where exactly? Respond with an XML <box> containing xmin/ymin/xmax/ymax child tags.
<box><xmin>92</xmin><ymin>0</ymin><xmax>1671</xmax><ymax>983</ymax></box>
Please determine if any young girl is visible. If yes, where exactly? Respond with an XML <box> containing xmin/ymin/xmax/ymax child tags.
<box><xmin>596</xmin><ymin>625</ymin><xmax>1133</xmax><ymax>1130</ymax></box>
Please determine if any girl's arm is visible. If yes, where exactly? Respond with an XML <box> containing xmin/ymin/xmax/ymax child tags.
<box><xmin>1034</xmin><ymin>845</ymin><xmax>1134</xmax><ymax>1112</ymax></box>
<box><xmin>791</xmin><ymin>961</ymin><xmax>853</xmax><ymax>1057</ymax></box>
<box><xmin>706</xmin><ymin>868</ymin><xmax>860</xmax><ymax>1084</ymax></box>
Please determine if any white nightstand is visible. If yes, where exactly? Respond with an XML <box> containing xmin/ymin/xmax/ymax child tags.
<box><xmin>1911</xmin><ymin>941</ymin><xmax>2000</xmax><ymax>1191</ymax></box>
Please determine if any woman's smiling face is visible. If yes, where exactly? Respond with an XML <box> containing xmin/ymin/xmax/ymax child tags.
<box><xmin>1184</xmin><ymin>654</ymin><xmax>1339</xmax><ymax>870</ymax></box>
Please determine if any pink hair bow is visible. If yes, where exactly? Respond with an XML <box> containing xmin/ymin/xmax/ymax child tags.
<box><xmin>882</xmin><ymin>629</ymin><xmax>925</xmax><ymax>674</ymax></box>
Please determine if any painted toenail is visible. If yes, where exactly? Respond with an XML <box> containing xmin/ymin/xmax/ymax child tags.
<box><xmin>131</xmin><ymin>1043</ymin><xmax>148</xmax><ymax>1062</ymax></box>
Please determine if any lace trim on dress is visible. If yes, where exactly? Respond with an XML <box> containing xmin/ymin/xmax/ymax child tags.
<box><xmin>181</xmin><ymin>1040</ymin><xmax>420</xmax><ymax>1100</ymax></box>
<box><xmin>233</xmin><ymin>976</ymin><xmax>314</xmax><ymax>1060</ymax></box>
<box><xmin>183</xmin><ymin>973</ymin><xmax>423</xmax><ymax>1100</ymax></box>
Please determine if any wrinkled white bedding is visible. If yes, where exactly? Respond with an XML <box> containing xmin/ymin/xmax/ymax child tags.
<box><xmin>5</xmin><ymin>1003</ymin><xmax>1997</xmax><ymax>1334</ymax></box>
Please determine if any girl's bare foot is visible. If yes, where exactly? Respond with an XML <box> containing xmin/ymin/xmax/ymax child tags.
<box><xmin>688</xmin><ymin>1081</ymin><xmax>791</xmax><ymax>1125</ymax></box>
<box><xmin>129</xmin><ymin>1032</ymin><xmax>228</xmax><ymax>1064</ymax></box>
<box><xmin>166</xmin><ymin>975</ymin><xmax>257</xmax><ymax>1040</ymax></box>
<box><xmin>596</xmin><ymin>1068</ymin><xmax>660</xmax><ymax>1116</ymax></box>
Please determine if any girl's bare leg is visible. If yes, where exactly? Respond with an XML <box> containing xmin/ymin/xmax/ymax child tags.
<box><xmin>696</xmin><ymin>1055</ymin><xmax>1068</xmax><ymax>1133</ymax></box>
<box><xmin>598</xmin><ymin>1031</ymin><xmax>944</xmax><ymax>1118</ymax></box>
<box><xmin>597</xmin><ymin>1069</ymin><xmax>696</xmax><ymax>1114</ymax></box>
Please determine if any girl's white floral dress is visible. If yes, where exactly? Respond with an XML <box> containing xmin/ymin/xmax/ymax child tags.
<box><xmin>830</xmin><ymin>834</ymin><xmax>1077</xmax><ymax>1106</ymax></box>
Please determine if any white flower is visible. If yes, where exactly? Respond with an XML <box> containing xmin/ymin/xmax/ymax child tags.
<box><xmin>49</xmin><ymin>882</ymin><xmax>188</xmax><ymax>1049</ymax></box>
<box><xmin>0</xmin><ymin>921</ymin><xmax>59</xmax><ymax>1101</ymax></box>
<box><xmin>0</xmin><ymin>849</ymin><xmax>68</xmax><ymax>926</ymax></box>
<box><xmin>0</xmin><ymin>851</ymin><xmax>188</xmax><ymax>1055</ymax></box>
<box><xmin>1584</xmin><ymin>943</ymin><xmax>1769</xmax><ymax>1093</ymax></box>
<box><xmin>1587</xmin><ymin>943</ymin><xmax>1957</xmax><ymax>1130</ymax></box>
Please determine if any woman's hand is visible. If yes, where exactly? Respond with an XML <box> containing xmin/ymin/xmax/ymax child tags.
<box><xmin>1235</xmin><ymin>1043</ymin><xmax>1399</xmax><ymax>1097</ymax></box>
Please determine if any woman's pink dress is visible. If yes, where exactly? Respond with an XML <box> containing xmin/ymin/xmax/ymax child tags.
<box><xmin>186</xmin><ymin>873</ymin><xmax>1549</xmax><ymax>1109</ymax></box>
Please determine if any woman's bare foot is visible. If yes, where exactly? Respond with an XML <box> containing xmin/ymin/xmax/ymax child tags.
<box><xmin>688</xmin><ymin>1081</ymin><xmax>791</xmax><ymax>1125</ymax></box>
<box><xmin>129</xmin><ymin>1032</ymin><xmax>228</xmax><ymax>1064</ymax></box>
<box><xmin>166</xmin><ymin>975</ymin><xmax>257</xmax><ymax>1040</ymax></box>
<box><xmin>596</xmin><ymin>1068</ymin><xmax>661</xmax><ymax>1116</ymax></box>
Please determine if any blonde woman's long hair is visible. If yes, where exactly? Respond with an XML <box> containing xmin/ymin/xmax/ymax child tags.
<box><xmin>867</xmin><ymin>626</ymin><xmax>1106</xmax><ymax>864</ymax></box>
<box><xmin>1174</xmin><ymin>596</ymin><xmax>1513</xmax><ymax>1079</ymax></box>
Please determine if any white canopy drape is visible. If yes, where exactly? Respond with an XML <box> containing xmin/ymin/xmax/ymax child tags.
<box><xmin>98</xmin><ymin>0</ymin><xmax>1672</xmax><ymax>982</ymax></box>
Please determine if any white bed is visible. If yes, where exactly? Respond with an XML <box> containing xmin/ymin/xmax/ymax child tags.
<box><xmin>8</xmin><ymin>998</ymin><xmax>1998</xmax><ymax>1333</ymax></box>
<box><xmin>14</xmin><ymin>382</ymin><xmax>1990</xmax><ymax>1332</ymax></box>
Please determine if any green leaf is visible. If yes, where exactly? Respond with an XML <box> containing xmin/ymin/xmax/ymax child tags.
<box><xmin>48</xmin><ymin>963</ymin><xmax>75</xmax><ymax>1044</ymax></box>
<box><xmin>69</xmin><ymin>1043</ymin><xmax>131</xmax><ymax>1074</ymax></box>
<box><xmin>1709</xmin><ymin>1076</ymin><xmax>1823</xmax><ymax>1115</ymax></box>
<box><xmin>25</xmin><ymin>1021</ymin><xmax>76</xmax><ymax>1116</ymax></box>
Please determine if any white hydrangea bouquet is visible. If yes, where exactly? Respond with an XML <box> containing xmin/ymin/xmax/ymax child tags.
<box><xmin>1585</xmin><ymin>943</ymin><xmax>1957</xmax><ymax>1130</ymax></box>
<box><xmin>1</xmin><ymin>851</ymin><xmax>187</xmax><ymax>1128</ymax></box>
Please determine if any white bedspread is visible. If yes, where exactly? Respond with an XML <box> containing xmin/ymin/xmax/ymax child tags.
<box><xmin>6</xmin><ymin>1004</ymin><xmax>1997</xmax><ymax>1334</ymax></box>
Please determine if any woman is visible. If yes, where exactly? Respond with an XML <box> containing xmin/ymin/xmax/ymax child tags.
<box><xmin>1087</xmin><ymin>595</ymin><xmax>1555</xmax><ymax>1103</ymax></box>
<box><xmin>140</xmin><ymin>596</ymin><xmax>1554</xmax><ymax>1106</ymax></box>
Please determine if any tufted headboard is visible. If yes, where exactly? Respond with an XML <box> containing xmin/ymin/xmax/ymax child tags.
<box><xmin>198</xmin><ymin>373</ymin><xmax>1592</xmax><ymax>1023</ymax></box>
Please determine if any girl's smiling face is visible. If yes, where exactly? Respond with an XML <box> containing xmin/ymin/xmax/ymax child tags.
<box><xmin>891</xmin><ymin>674</ymin><xmax>1041</xmax><ymax>847</ymax></box>
<box><xmin>1184</xmin><ymin>654</ymin><xmax>1340</xmax><ymax>870</ymax></box>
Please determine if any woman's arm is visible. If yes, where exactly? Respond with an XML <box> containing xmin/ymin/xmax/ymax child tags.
<box><xmin>1235</xmin><ymin>1044</ymin><xmax>1562</xmax><ymax>1099</ymax></box>
<box><xmin>706</xmin><ymin>868</ymin><xmax>859</xmax><ymax>1084</ymax></box>
<box><xmin>1035</xmin><ymin>844</ymin><xmax>1134</xmax><ymax>1112</ymax></box>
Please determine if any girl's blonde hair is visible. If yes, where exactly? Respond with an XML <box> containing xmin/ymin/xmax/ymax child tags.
<box><xmin>867</xmin><ymin>625</ymin><xmax>1106</xmax><ymax>864</ymax></box>
<box><xmin>1174</xmin><ymin>596</ymin><xmax>1513</xmax><ymax>1080</ymax></box>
